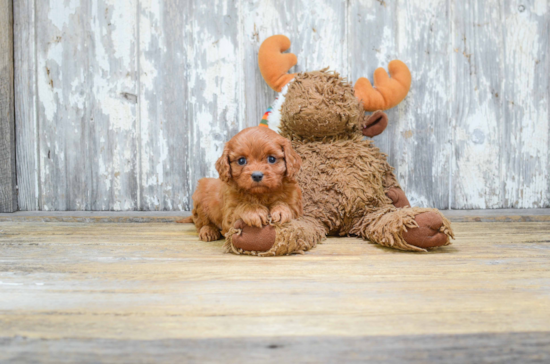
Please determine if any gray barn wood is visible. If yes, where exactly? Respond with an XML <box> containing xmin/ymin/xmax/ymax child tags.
<box><xmin>3</xmin><ymin>333</ymin><xmax>549</xmax><ymax>363</ymax></box>
<box><xmin>1</xmin><ymin>219</ymin><xmax>550</xmax><ymax>362</ymax></box>
<box><xmin>12</xmin><ymin>0</ymin><xmax>550</xmax><ymax>211</ymax></box>
<box><xmin>13</xmin><ymin>0</ymin><xmax>38</xmax><ymax>211</ymax></box>
<box><xmin>0</xmin><ymin>0</ymin><xmax>17</xmax><ymax>213</ymax></box>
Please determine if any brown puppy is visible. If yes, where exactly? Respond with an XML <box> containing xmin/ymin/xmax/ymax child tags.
<box><xmin>186</xmin><ymin>126</ymin><xmax>303</xmax><ymax>242</ymax></box>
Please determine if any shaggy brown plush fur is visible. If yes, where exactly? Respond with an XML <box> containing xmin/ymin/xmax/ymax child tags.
<box><xmin>350</xmin><ymin>205</ymin><xmax>454</xmax><ymax>252</ymax></box>
<box><xmin>225</xmin><ymin>216</ymin><xmax>324</xmax><ymax>257</ymax></box>
<box><xmin>279</xmin><ymin>69</ymin><xmax>363</xmax><ymax>139</ymax></box>
<box><xmin>225</xmin><ymin>70</ymin><xmax>454</xmax><ymax>255</ymax></box>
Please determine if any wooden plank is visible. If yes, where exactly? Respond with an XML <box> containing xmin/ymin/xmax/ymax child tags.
<box><xmin>138</xmin><ymin>0</ymin><xmax>190</xmax><ymax>211</ymax></box>
<box><xmin>1</xmin><ymin>332</ymin><xmax>549</xmax><ymax>364</ymax></box>
<box><xmin>0</xmin><ymin>210</ymin><xmax>191</xmax><ymax>223</ymax></box>
<box><xmin>0</xmin><ymin>0</ymin><xmax>17</xmax><ymax>213</ymax></box>
<box><xmin>0</xmin><ymin>221</ymin><xmax>549</xmax><ymax>363</ymax></box>
<box><xmin>1</xmin><ymin>208</ymin><xmax>550</xmax><ymax>223</ymax></box>
<box><xmin>13</xmin><ymin>0</ymin><xmax>39</xmax><ymax>211</ymax></box>
<box><xmin>242</xmin><ymin>0</ymin><xmax>348</xmax><ymax>132</ymax></box>
<box><xmin>394</xmin><ymin>0</ymin><xmax>452</xmax><ymax>209</ymax></box>
<box><xmin>443</xmin><ymin>207</ymin><xmax>550</xmax><ymax>222</ymax></box>
<box><xmin>451</xmin><ymin>0</ymin><xmax>503</xmax><ymax>209</ymax></box>
<box><xmin>33</xmin><ymin>0</ymin><xmax>139</xmax><ymax>210</ymax></box>
<box><xmin>500</xmin><ymin>0</ymin><xmax>549</xmax><ymax>208</ymax></box>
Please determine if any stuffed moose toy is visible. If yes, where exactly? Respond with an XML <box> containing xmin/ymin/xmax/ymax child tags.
<box><xmin>224</xmin><ymin>35</ymin><xmax>454</xmax><ymax>256</ymax></box>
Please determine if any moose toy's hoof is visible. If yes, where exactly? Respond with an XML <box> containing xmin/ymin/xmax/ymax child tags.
<box><xmin>231</xmin><ymin>220</ymin><xmax>276</xmax><ymax>252</ymax></box>
<box><xmin>403</xmin><ymin>212</ymin><xmax>449</xmax><ymax>249</ymax></box>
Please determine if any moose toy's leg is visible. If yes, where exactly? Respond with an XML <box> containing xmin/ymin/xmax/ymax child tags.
<box><xmin>351</xmin><ymin>206</ymin><xmax>454</xmax><ymax>252</ymax></box>
<box><xmin>381</xmin><ymin>164</ymin><xmax>411</xmax><ymax>208</ymax></box>
<box><xmin>385</xmin><ymin>187</ymin><xmax>410</xmax><ymax>208</ymax></box>
<box><xmin>380</xmin><ymin>169</ymin><xmax>453</xmax><ymax>249</ymax></box>
<box><xmin>224</xmin><ymin>217</ymin><xmax>326</xmax><ymax>256</ymax></box>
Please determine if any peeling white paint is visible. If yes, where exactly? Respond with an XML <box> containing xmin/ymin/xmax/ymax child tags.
<box><xmin>502</xmin><ymin>0</ymin><xmax>549</xmax><ymax>208</ymax></box>
<box><xmin>16</xmin><ymin>0</ymin><xmax>550</xmax><ymax>211</ymax></box>
<box><xmin>533</xmin><ymin>0</ymin><xmax>547</xmax><ymax>16</ymax></box>
<box><xmin>106</xmin><ymin>0</ymin><xmax>136</xmax><ymax>65</ymax></box>
<box><xmin>455</xmin><ymin>101</ymin><xmax>501</xmax><ymax>208</ymax></box>
<box><xmin>188</xmin><ymin>24</ymin><xmax>240</xmax><ymax>181</ymax></box>
<box><xmin>48</xmin><ymin>0</ymin><xmax>79</xmax><ymax>31</ymax></box>
<box><xmin>408</xmin><ymin>192</ymin><xmax>430</xmax><ymax>208</ymax></box>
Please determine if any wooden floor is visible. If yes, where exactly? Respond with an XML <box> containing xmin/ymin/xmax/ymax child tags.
<box><xmin>1</xmin><ymin>220</ymin><xmax>550</xmax><ymax>363</ymax></box>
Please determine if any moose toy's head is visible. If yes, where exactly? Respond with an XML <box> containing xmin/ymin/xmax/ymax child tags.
<box><xmin>258</xmin><ymin>35</ymin><xmax>412</xmax><ymax>140</ymax></box>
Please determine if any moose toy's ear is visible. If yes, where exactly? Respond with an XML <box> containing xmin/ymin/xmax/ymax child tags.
<box><xmin>362</xmin><ymin>111</ymin><xmax>389</xmax><ymax>137</ymax></box>
<box><xmin>258</xmin><ymin>35</ymin><xmax>297</xmax><ymax>92</ymax></box>
<box><xmin>215</xmin><ymin>146</ymin><xmax>231</xmax><ymax>182</ymax></box>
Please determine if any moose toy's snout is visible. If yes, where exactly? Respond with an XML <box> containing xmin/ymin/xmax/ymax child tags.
<box><xmin>251</xmin><ymin>172</ymin><xmax>264</xmax><ymax>182</ymax></box>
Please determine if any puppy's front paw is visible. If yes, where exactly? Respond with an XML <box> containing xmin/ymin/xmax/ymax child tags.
<box><xmin>199</xmin><ymin>226</ymin><xmax>222</xmax><ymax>242</ymax></box>
<box><xmin>270</xmin><ymin>205</ymin><xmax>293</xmax><ymax>224</ymax></box>
<box><xmin>240</xmin><ymin>209</ymin><xmax>269</xmax><ymax>228</ymax></box>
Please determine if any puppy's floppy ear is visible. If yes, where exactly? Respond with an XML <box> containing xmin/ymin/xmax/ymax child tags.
<box><xmin>279</xmin><ymin>137</ymin><xmax>302</xmax><ymax>181</ymax></box>
<box><xmin>215</xmin><ymin>145</ymin><xmax>231</xmax><ymax>182</ymax></box>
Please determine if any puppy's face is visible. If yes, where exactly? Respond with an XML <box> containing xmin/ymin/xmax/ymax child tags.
<box><xmin>215</xmin><ymin>127</ymin><xmax>301</xmax><ymax>194</ymax></box>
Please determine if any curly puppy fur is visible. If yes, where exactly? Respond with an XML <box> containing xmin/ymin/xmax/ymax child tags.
<box><xmin>226</xmin><ymin>70</ymin><xmax>454</xmax><ymax>254</ymax></box>
<box><xmin>189</xmin><ymin>126</ymin><xmax>303</xmax><ymax>242</ymax></box>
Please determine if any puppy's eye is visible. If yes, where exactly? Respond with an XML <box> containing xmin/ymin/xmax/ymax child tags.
<box><xmin>268</xmin><ymin>156</ymin><xmax>277</xmax><ymax>164</ymax></box>
<box><xmin>237</xmin><ymin>157</ymin><xmax>247</xmax><ymax>166</ymax></box>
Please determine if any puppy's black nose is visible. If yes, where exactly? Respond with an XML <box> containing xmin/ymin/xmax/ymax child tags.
<box><xmin>251</xmin><ymin>171</ymin><xmax>263</xmax><ymax>182</ymax></box>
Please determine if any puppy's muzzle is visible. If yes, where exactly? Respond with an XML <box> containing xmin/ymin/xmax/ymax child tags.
<box><xmin>251</xmin><ymin>172</ymin><xmax>264</xmax><ymax>182</ymax></box>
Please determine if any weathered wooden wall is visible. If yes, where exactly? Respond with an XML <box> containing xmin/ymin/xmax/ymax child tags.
<box><xmin>13</xmin><ymin>0</ymin><xmax>550</xmax><ymax>211</ymax></box>
<box><xmin>0</xmin><ymin>0</ymin><xmax>17</xmax><ymax>212</ymax></box>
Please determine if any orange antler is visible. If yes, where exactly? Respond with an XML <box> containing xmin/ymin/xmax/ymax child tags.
<box><xmin>354</xmin><ymin>60</ymin><xmax>412</xmax><ymax>111</ymax></box>
<box><xmin>258</xmin><ymin>35</ymin><xmax>297</xmax><ymax>92</ymax></box>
